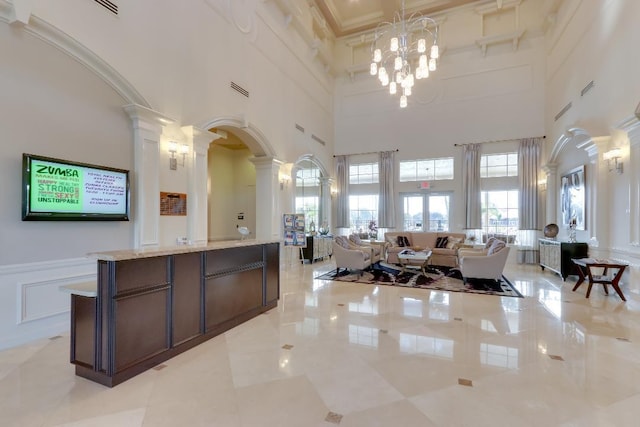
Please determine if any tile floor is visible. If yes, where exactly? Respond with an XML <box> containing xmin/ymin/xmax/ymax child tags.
<box><xmin>2</xmin><ymin>258</ymin><xmax>640</xmax><ymax>426</ymax></box>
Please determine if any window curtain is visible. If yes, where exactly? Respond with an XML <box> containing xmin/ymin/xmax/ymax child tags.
<box><xmin>463</xmin><ymin>143</ymin><xmax>481</xmax><ymax>229</ymax></box>
<box><xmin>378</xmin><ymin>150</ymin><xmax>396</xmax><ymax>229</ymax></box>
<box><xmin>517</xmin><ymin>137</ymin><xmax>542</xmax><ymax>264</ymax></box>
<box><xmin>335</xmin><ymin>155</ymin><xmax>350</xmax><ymax>229</ymax></box>
<box><xmin>518</xmin><ymin>138</ymin><xmax>542</xmax><ymax>230</ymax></box>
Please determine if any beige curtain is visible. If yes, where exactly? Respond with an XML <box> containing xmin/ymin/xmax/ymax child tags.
<box><xmin>518</xmin><ymin>138</ymin><xmax>542</xmax><ymax>230</ymax></box>
<box><xmin>335</xmin><ymin>155</ymin><xmax>350</xmax><ymax>229</ymax></box>
<box><xmin>463</xmin><ymin>143</ymin><xmax>481</xmax><ymax>229</ymax></box>
<box><xmin>378</xmin><ymin>151</ymin><xmax>396</xmax><ymax>228</ymax></box>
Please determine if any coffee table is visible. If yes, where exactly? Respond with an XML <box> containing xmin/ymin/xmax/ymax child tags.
<box><xmin>397</xmin><ymin>249</ymin><xmax>433</xmax><ymax>275</ymax></box>
<box><xmin>572</xmin><ymin>258</ymin><xmax>629</xmax><ymax>301</ymax></box>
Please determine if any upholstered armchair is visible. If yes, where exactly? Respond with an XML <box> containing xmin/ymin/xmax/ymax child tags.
<box><xmin>348</xmin><ymin>234</ymin><xmax>382</xmax><ymax>263</ymax></box>
<box><xmin>459</xmin><ymin>245</ymin><xmax>511</xmax><ymax>281</ymax></box>
<box><xmin>332</xmin><ymin>236</ymin><xmax>372</xmax><ymax>275</ymax></box>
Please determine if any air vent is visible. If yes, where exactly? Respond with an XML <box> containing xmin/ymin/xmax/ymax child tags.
<box><xmin>554</xmin><ymin>102</ymin><xmax>572</xmax><ymax>122</ymax></box>
<box><xmin>94</xmin><ymin>0</ymin><xmax>118</xmax><ymax>15</ymax></box>
<box><xmin>295</xmin><ymin>123</ymin><xmax>305</xmax><ymax>133</ymax></box>
<box><xmin>311</xmin><ymin>134</ymin><xmax>326</xmax><ymax>146</ymax></box>
<box><xmin>230</xmin><ymin>81</ymin><xmax>249</xmax><ymax>98</ymax></box>
<box><xmin>581</xmin><ymin>80</ymin><xmax>595</xmax><ymax>97</ymax></box>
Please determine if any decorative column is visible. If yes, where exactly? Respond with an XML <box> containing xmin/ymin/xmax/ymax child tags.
<box><xmin>579</xmin><ymin>136</ymin><xmax>608</xmax><ymax>251</ymax></box>
<box><xmin>182</xmin><ymin>126</ymin><xmax>220</xmax><ymax>245</ymax></box>
<box><xmin>319</xmin><ymin>177</ymin><xmax>333</xmax><ymax>231</ymax></box>
<box><xmin>124</xmin><ymin>104</ymin><xmax>175</xmax><ymax>249</ymax></box>
<box><xmin>542</xmin><ymin>163</ymin><xmax>557</xmax><ymax>225</ymax></box>
<box><xmin>619</xmin><ymin>117</ymin><xmax>640</xmax><ymax>247</ymax></box>
<box><xmin>249</xmin><ymin>156</ymin><xmax>283</xmax><ymax>240</ymax></box>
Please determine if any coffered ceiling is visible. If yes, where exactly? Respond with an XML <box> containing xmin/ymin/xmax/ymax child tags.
<box><xmin>313</xmin><ymin>0</ymin><xmax>497</xmax><ymax>38</ymax></box>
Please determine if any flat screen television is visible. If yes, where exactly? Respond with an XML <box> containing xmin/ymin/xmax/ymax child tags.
<box><xmin>22</xmin><ymin>153</ymin><xmax>130</xmax><ymax>221</ymax></box>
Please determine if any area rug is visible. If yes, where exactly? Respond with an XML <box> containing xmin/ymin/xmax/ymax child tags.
<box><xmin>315</xmin><ymin>262</ymin><xmax>523</xmax><ymax>298</ymax></box>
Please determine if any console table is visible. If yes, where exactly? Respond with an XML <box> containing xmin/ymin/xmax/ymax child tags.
<box><xmin>68</xmin><ymin>240</ymin><xmax>280</xmax><ymax>387</ymax></box>
<box><xmin>300</xmin><ymin>235</ymin><xmax>332</xmax><ymax>263</ymax></box>
<box><xmin>538</xmin><ymin>239</ymin><xmax>588</xmax><ymax>281</ymax></box>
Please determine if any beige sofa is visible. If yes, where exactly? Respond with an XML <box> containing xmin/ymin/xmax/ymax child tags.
<box><xmin>384</xmin><ymin>231</ymin><xmax>468</xmax><ymax>267</ymax></box>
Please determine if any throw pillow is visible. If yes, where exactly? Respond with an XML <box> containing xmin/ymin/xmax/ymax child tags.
<box><xmin>445</xmin><ymin>237</ymin><xmax>463</xmax><ymax>250</ymax></box>
<box><xmin>349</xmin><ymin>234</ymin><xmax>362</xmax><ymax>245</ymax></box>
<box><xmin>385</xmin><ymin>235</ymin><xmax>397</xmax><ymax>247</ymax></box>
<box><xmin>487</xmin><ymin>239</ymin><xmax>506</xmax><ymax>255</ymax></box>
<box><xmin>335</xmin><ymin>236</ymin><xmax>351</xmax><ymax>249</ymax></box>
<box><xmin>396</xmin><ymin>236</ymin><xmax>406</xmax><ymax>247</ymax></box>
<box><xmin>484</xmin><ymin>237</ymin><xmax>496</xmax><ymax>249</ymax></box>
<box><xmin>435</xmin><ymin>236</ymin><xmax>449</xmax><ymax>248</ymax></box>
<box><xmin>402</xmin><ymin>236</ymin><xmax>410</xmax><ymax>247</ymax></box>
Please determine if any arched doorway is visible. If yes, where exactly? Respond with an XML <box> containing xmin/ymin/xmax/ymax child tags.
<box><xmin>201</xmin><ymin>117</ymin><xmax>282</xmax><ymax>241</ymax></box>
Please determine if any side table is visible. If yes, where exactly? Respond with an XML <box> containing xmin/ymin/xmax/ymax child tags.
<box><xmin>572</xmin><ymin>258</ymin><xmax>629</xmax><ymax>301</ymax></box>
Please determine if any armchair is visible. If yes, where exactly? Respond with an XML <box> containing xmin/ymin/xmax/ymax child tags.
<box><xmin>332</xmin><ymin>237</ymin><xmax>372</xmax><ymax>275</ymax></box>
<box><xmin>348</xmin><ymin>234</ymin><xmax>382</xmax><ymax>263</ymax></box>
<box><xmin>459</xmin><ymin>245</ymin><xmax>510</xmax><ymax>281</ymax></box>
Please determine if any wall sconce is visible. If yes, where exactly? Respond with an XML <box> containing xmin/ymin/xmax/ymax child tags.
<box><xmin>330</xmin><ymin>187</ymin><xmax>338</xmax><ymax>197</ymax></box>
<box><xmin>168</xmin><ymin>142</ymin><xmax>189</xmax><ymax>170</ymax></box>
<box><xmin>538</xmin><ymin>179</ymin><xmax>547</xmax><ymax>191</ymax></box>
<box><xmin>603</xmin><ymin>148</ymin><xmax>623</xmax><ymax>173</ymax></box>
<box><xmin>279</xmin><ymin>174</ymin><xmax>290</xmax><ymax>190</ymax></box>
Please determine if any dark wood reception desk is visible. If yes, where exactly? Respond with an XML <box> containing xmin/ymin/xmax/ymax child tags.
<box><xmin>69</xmin><ymin>240</ymin><xmax>280</xmax><ymax>387</ymax></box>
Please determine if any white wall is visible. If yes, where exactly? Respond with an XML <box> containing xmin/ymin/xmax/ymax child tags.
<box><xmin>0</xmin><ymin>0</ymin><xmax>335</xmax><ymax>348</ymax></box>
<box><xmin>544</xmin><ymin>0</ymin><xmax>640</xmax><ymax>265</ymax></box>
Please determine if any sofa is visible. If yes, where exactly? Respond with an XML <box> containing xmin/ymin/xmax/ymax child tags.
<box><xmin>384</xmin><ymin>231</ymin><xmax>468</xmax><ymax>267</ymax></box>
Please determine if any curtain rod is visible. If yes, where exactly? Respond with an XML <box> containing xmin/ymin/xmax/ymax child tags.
<box><xmin>333</xmin><ymin>148</ymin><xmax>399</xmax><ymax>157</ymax></box>
<box><xmin>454</xmin><ymin>136</ymin><xmax>545</xmax><ymax>147</ymax></box>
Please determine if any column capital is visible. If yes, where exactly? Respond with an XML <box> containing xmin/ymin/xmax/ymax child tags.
<box><xmin>181</xmin><ymin>125</ymin><xmax>220</xmax><ymax>153</ymax></box>
<box><xmin>249</xmin><ymin>156</ymin><xmax>284</xmax><ymax>169</ymax></box>
<box><xmin>123</xmin><ymin>104</ymin><xmax>174</xmax><ymax>132</ymax></box>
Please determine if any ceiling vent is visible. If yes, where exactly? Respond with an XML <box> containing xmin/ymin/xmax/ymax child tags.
<box><xmin>295</xmin><ymin>123</ymin><xmax>305</xmax><ymax>133</ymax></box>
<box><xmin>230</xmin><ymin>82</ymin><xmax>249</xmax><ymax>98</ymax></box>
<box><xmin>554</xmin><ymin>102</ymin><xmax>572</xmax><ymax>122</ymax></box>
<box><xmin>311</xmin><ymin>134</ymin><xmax>326</xmax><ymax>146</ymax></box>
<box><xmin>581</xmin><ymin>80</ymin><xmax>595</xmax><ymax>97</ymax></box>
<box><xmin>94</xmin><ymin>0</ymin><xmax>118</xmax><ymax>15</ymax></box>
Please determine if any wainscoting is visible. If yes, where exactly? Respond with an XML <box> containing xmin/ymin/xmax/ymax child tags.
<box><xmin>0</xmin><ymin>257</ymin><xmax>95</xmax><ymax>350</ymax></box>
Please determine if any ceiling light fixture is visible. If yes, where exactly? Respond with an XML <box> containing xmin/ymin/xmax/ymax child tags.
<box><xmin>370</xmin><ymin>0</ymin><xmax>440</xmax><ymax>108</ymax></box>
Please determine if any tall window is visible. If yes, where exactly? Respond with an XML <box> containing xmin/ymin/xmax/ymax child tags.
<box><xmin>399</xmin><ymin>157</ymin><xmax>454</xmax><ymax>182</ymax></box>
<box><xmin>349</xmin><ymin>163</ymin><xmax>379</xmax><ymax>184</ymax></box>
<box><xmin>295</xmin><ymin>162</ymin><xmax>321</xmax><ymax>228</ymax></box>
<box><xmin>349</xmin><ymin>195</ymin><xmax>378</xmax><ymax>235</ymax></box>
<box><xmin>480</xmin><ymin>153</ymin><xmax>518</xmax><ymax>178</ymax></box>
<box><xmin>481</xmin><ymin>190</ymin><xmax>518</xmax><ymax>242</ymax></box>
<box><xmin>402</xmin><ymin>193</ymin><xmax>451</xmax><ymax>231</ymax></box>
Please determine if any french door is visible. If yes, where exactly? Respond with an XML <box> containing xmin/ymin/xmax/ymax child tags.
<box><xmin>401</xmin><ymin>192</ymin><xmax>452</xmax><ymax>232</ymax></box>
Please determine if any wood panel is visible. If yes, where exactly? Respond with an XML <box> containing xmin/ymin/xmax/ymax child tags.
<box><xmin>70</xmin><ymin>295</ymin><xmax>96</xmax><ymax>368</ymax></box>
<box><xmin>173</xmin><ymin>252</ymin><xmax>202</xmax><ymax>345</ymax></box>
<box><xmin>265</xmin><ymin>243</ymin><xmax>280</xmax><ymax>305</ymax></box>
<box><xmin>205</xmin><ymin>269</ymin><xmax>263</xmax><ymax>331</ymax></box>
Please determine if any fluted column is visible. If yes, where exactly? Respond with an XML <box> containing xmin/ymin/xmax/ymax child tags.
<box><xmin>124</xmin><ymin>104</ymin><xmax>175</xmax><ymax>248</ymax></box>
<box><xmin>249</xmin><ymin>156</ymin><xmax>283</xmax><ymax>240</ymax></box>
<box><xmin>182</xmin><ymin>126</ymin><xmax>220</xmax><ymax>245</ymax></box>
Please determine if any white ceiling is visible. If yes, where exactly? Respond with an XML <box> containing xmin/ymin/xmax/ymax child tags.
<box><xmin>313</xmin><ymin>0</ymin><xmax>497</xmax><ymax>37</ymax></box>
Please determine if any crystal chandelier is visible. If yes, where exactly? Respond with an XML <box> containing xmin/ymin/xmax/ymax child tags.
<box><xmin>369</xmin><ymin>0</ymin><xmax>440</xmax><ymax>108</ymax></box>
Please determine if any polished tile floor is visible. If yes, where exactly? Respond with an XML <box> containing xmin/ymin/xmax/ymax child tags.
<box><xmin>2</xmin><ymin>257</ymin><xmax>640</xmax><ymax>426</ymax></box>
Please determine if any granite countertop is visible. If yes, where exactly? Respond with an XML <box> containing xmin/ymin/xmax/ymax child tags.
<box><xmin>87</xmin><ymin>239</ymin><xmax>281</xmax><ymax>261</ymax></box>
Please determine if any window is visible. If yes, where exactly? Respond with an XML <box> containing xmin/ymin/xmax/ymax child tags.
<box><xmin>294</xmin><ymin>161</ymin><xmax>321</xmax><ymax>227</ymax></box>
<box><xmin>349</xmin><ymin>195</ymin><xmax>378</xmax><ymax>235</ymax></box>
<box><xmin>349</xmin><ymin>163</ymin><xmax>378</xmax><ymax>184</ymax></box>
<box><xmin>399</xmin><ymin>158</ymin><xmax>454</xmax><ymax>182</ymax></box>
<box><xmin>402</xmin><ymin>193</ymin><xmax>451</xmax><ymax>231</ymax></box>
<box><xmin>481</xmin><ymin>190</ymin><xmax>518</xmax><ymax>242</ymax></box>
<box><xmin>480</xmin><ymin>153</ymin><xmax>518</xmax><ymax>178</ymax></box>
<box><xmin>295</xmin><ymin>196</ymin><xmax>319</xmax><ymax>226</ymax></box>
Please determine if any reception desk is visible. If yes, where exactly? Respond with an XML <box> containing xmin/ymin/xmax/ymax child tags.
<box><xmin>68</xmin><ymin>240</ymin><xmax>280</xmax><ymax>387</ymax></box>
